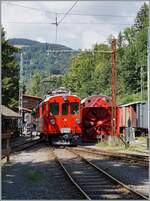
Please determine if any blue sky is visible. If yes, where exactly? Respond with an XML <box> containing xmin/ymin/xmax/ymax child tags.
<box><xmin>2</xmin><ymin>1</ymin><xmax>148</xmax><ymax>49</ymax></box>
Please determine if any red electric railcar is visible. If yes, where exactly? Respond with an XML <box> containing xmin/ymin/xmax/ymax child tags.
<box><xmin>81</xmin><ymin>95</ymin><xmax>120</xmax><ymax>142</ymax></box>
<box><xmin>34</xmin><ymin>93</ymin><xmax>82</xmax><ymax>145</ymax></box>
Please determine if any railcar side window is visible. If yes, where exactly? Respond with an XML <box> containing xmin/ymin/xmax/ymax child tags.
<box><xmin>50</xmin><ymin>103</ymin><xmax>59</xmax><ymax>115</ymax></box>
<box><xmin>62</xmin><ymin>103</ymin><xmax>68</xmax><ymax>115</ymax></box>
<box><xmin>70</xmin><ymin>102</ymin><xmax>79</xmax><ymax>114</ymax></box>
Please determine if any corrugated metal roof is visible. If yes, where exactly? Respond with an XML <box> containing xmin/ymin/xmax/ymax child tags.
<box><xmin>23</xmin><ymin>94</ymin><xmax>43</xmax><ymax>100</ymax></box>
<box><xmin>119</xmin><ymin>101</ymin><xmax>147</xmax><ymax>107</ymax></box>
<box><xmin>1</xmin><ymin>105</ymin><xmax>21</xmax><ymax>118</ymax></box>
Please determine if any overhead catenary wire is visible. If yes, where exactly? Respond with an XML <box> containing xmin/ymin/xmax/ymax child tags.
<box><xmin>3</xmin><ymin>1</ymin><xmax>54</xmax><ymax>14</ymax></box>
<box><xmin>53</xmin><ymin>1</ymin><xmax>78</xmax><ymax>43</ymax></box>
<box><xmin>44</xmin><ymin>50</ymin><xmax>112</xmax><ymax>53</ymax></box>
<box><xmin>3</xmin><ymin>21</ymin><xmax>133</xmax><ymax>26</ymax></box>
<box><xmin>3</xmin><ymin>2</ymin><xmax>136</xmax><ymax>18</ymax></box>
<box><xmin>50</xmin><ymin>1</ymin><xmax>78</xmax><ymax>44</ymax></box>
<box><xmin>58</xmin><ymin>1</ymin><xmax>78</xmax><ymax>24</ymax></box>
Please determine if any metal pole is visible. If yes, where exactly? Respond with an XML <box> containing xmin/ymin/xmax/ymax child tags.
<box><xmin>19</xmin><ymin>53</ymin><xmax>23</xmax><ymax>112</ymax></box>
<box><xmin>141</xmin><ymin>66</ymin><xmax>143</xmax><ymax>103</ymax></box>
<box><xmin>147</xmin><ymin>2</ymin><xmax>150</xmax><ymax>149</ymax></box>
<box><xmin>111</xmin><ymin>38</ymin><xmax>117</xmax><ymax>137</ymax></box>
<box><xmin>141</xmin><ymin>66</ymin><xmax>143</xmax><ymax>127</ymax></box>
<box><xmin>51</xmin><ymin>13</ymin><xmax>58</xmax><ymax>44</ymax></box>
<box><xmin>55</xmin><ymin>13</ymin><xmax>58</xmax><ymax>44</ymax></box>
<box><xmin>19</xmin><ymin>52</ymin><xmax>23</xmax><ymax>134</ymax></box>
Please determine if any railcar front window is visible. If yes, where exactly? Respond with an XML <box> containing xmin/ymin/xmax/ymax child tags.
<box><xmin>62</xmin><ymin>103</ymin><xmax>68</xmax><ymax>115</ymax></box>
<box><xmin>50</xmin><ymin>103</ymin><xmax>59</xmax><ymax>115</ymax></box>
<box><xmin>70</xmin><ymin>102</ymin><xmax>79</xmax><ymax>114</ymax></box>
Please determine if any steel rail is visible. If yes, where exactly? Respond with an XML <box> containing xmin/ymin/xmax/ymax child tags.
<box><xmin>12</xmin><ymin>138</ymin><xmax>42</xmax><ymax>152</ymax></box>
<box><xmin>78</xmin><ymin>146</ymin><xmax>149</xmax><ymax>159</ymax></box>
<box><xmin>12</xmin><ymin>138</ymin><xmax>40</xmax><ymax>148</ymax></box>
<box><xmin>76</xmin><ymin>147</ymin><xmax>149</xmax><ymax>165</ymax></box>
<box><xmin>69</xmin><ymin>149</ymin><xmax>148</xmax><ymax>200</ymax></box>
<box><xmin>1</xmin><ymin>138</ymin><xmax>42</xmax><ymax>159</ymax></box>
<box><xmin>52</xmin><ymin>150</ymin><xmax>90</xmax><ymax>200</ymax></box>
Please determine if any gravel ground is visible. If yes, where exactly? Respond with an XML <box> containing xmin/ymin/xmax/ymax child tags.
<box><xmin>74</xmin><ymin>149</ymin><xmax>149</xmax><ymax>197</ymax></box>
<box><xmin>2</xmin><ymin>144</ymin><xmax>84</xmax><ymax>200</ymax></box>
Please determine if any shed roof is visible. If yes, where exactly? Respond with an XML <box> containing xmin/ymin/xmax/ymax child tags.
<box><xmin>23</xmin><ymin>94</ymin><xmax>43</xmax><ymax>100</ymax></box>
<box><xmin>22</xmin><ymin>94</ymin><xmax>42</xmax><ymax>110</ymax></box>
<box><xmin>1</xmin><ymin>105</ymin><xmax>21</xmax><ymax>118</ymax></box>
<box><xmin>119</xmin><ymin>101</ymin><xmax>147</xmax><ymax>107</ymax></box>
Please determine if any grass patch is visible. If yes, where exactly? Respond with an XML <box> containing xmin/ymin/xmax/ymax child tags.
<box><xmin>126</xmin><ymin>144</ymin><xmax>147</xmax><ymax>153</ymax></box>
<box><xmin>136</xmin><ymin>136</ymin><xmax>147</xmax><ymax>142</ymax></box>
<box><xmin>95</xmin><ymin>138</ymin><xmax>148</xmax><ymax>154</ymax></box>
<box><xmin>24</xmin><ymin>170</ymin><xmax>43</xmax><ymax>182</ymax></box>
<box><xmin>96</xmin><ymin>141</ymin><xmax>126</xmax><ymax>152</ymax></box>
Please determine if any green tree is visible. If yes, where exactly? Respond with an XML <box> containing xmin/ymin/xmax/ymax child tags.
<box><xmin>134</xmin><ymin>2</ymin><xmax>149</xmax><ymax>31</ymax></box>
<box><xmin>116</xmin><ymin>3</ymin><xmax>148</xmax><ymax>103</ymax></box>
<box><xmin>63</xmin><ymin>44</ymin><xmax>112</xmax><ymax>99</ymax></box>
<box><xmin>26</xmin><ymin>71</ymin><xmax>42</xmax><ymax>97</ymax></box>
<box><xmin>2</xmin><ymin>27</ymin><xmax>20</xmax><ymax>109</ymax></box>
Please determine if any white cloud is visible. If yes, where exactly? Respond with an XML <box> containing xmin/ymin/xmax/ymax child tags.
<box><xmin>2</xmin><ymin>1</ymin><xmax>148</xmax><ymax>49</ymax></box>
<box><xmin>36</xmin><ymin>37</ymin><xmax>46</xmax><ymax>43</ymax></box>
<box><xmin>82</xmin><ymin>30</ymin><xmax>100</xmax><ymax>49</ymax></box>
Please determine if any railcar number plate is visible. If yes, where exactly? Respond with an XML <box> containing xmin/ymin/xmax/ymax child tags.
<box><xmin>60</xmin><ymin>128</ymin><xmax>71</xmax><ymax>133</ymax></box>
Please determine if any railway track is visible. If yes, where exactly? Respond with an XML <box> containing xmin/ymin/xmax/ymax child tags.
<box><xmin>2</xmin><ymin>138</ymin><xmax>42</xmax><ymax>159</ymax></box>
<box><xmin>75</xmin><ymin>147</ymin><xmax>149</xmax><ymax>167</ymax></box>
<box><xmin>53</xmin><ymin>148</ymin><xmax>148</xmax><ymax>200</ymax></box>
<box><xmin>52</xmin><ymin>148</ymin><xmax>90</xmax><ymax>200</ymax></box>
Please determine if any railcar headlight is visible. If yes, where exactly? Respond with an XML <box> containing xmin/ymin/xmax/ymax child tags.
<box><xmin>50</xmin><ymin>119</ymin><xmax>55</xmax><ymax>125</ymax></box>
<box><xmin>63</xmin><ymin>95</ymin><xmax>68</xmax><ymax>102</ymax></box>
<box><xmin>76</xmin><ymin>119</ymin><xmax>80</xmax><ymax>124</ymax></box>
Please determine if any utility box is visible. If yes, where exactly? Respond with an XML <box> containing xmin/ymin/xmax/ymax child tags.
<box><xmin>123</xmin><ymin>128</ymin><xmax>135</xmax><ymax>143</ymax></box>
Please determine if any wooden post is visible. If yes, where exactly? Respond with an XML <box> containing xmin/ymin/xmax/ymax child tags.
<box><xmin>6</xmin><ymin>136</ymin><xmax>10</xmax><ymax>162</ymax></box>
<box><xmin>2</xmin><ymin>132</ymin><xmax>12</xmax><ymax>163</ymax></box>
<box><xmin>111</xmin><ymin>38</ymin><xmax>117</xmax><ymax>137</ymax></box>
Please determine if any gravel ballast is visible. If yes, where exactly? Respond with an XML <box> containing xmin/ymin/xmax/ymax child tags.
<box><xmin>74</xmin><ymin>149</ymin><xmax>149</xmax><ymax>197</ymax></box>
<box><xmin>2</xmin><ymin>144</ymin><xmax>84</xmax><ymax>200</ymax></box>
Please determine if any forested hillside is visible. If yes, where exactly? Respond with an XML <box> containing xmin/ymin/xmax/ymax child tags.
<box><xmin>62</xmin><ymin>3</ymin><xmax>148</xmax><ymax>104</ymax></box>
<box><xmin>9</xmin><ymin>38</ymin><xmax>75</xmax><ymax>82</ymax></box>
<box><xmin>8</xmin><ymin>38</ymin><xmax>41</xmax><ymax>46</ymax></box>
